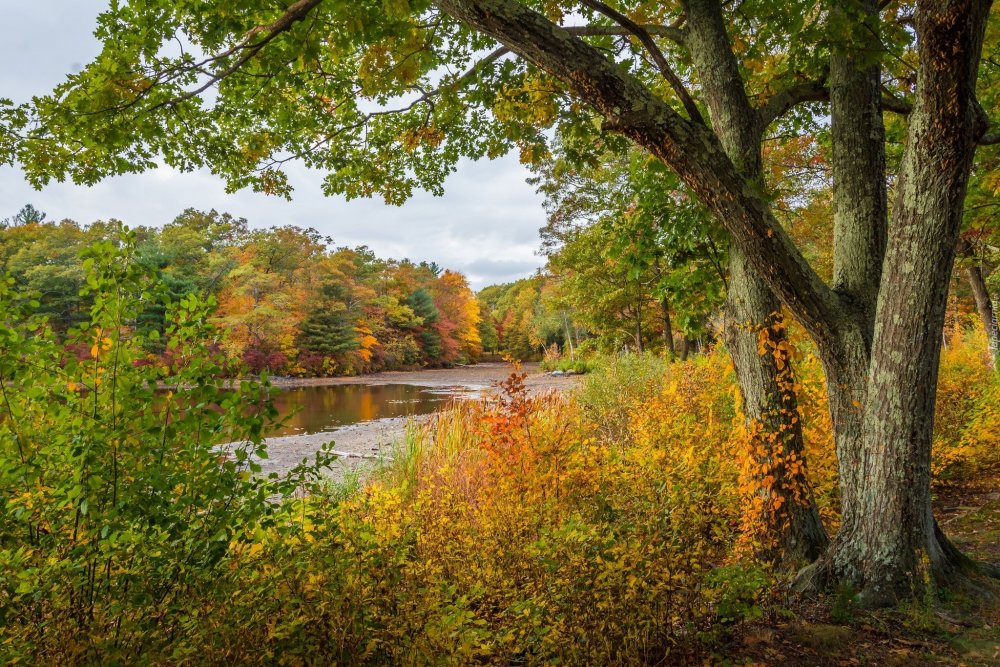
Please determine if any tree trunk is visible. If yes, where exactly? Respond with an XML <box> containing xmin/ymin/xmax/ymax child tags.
<box><xmin>725</xmin><ymin>248</ymin><xmax>830</xmax><ymax>564</ymax></box>
<box><xmin>968</xmin><ymin>264</ymin><xmax>999</xmax><ymax>368</ymax></box>
<box><xmin>564</xmin><ymin>313</ymin><xmax>576</xmax><ymax>360</ymax></box>
<box><xmin>655</xmin><ymin>259</ymin><xmax>677</xmax><ymax>359</ymax></box>
<box><xmin>660</xmin><ymin>299</ymin><xmax>675</xmax><ymax>358</ymax></box>
<box><xmin>685</xmin><ymin>0</ymin><xmax>827</xmax><ymax>564</ymax></box>
<box><xmin>964</xmin><ymin>258</ymin><xmax>1000</xmax><ymax>369</ymax></box>
<box><xmin>634</xmin><ymin>318</ymin><xmax>644</xmax><ymax>353</ymax></box>
<box><xmin>822</xmin><ymin>0</ymin><xmax>887</xmax><ymax>538</ymax></box>
<box><xmin>811</xmin><ymin>0</ymin><xmax>991</xmax><ymax>604</ymax></box>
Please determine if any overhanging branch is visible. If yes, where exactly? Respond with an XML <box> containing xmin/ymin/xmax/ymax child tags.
<box><xmin>579</xmin><ymin>0</ymin><xmax>704</xmax><ymax>125</ymax></box>
<box><xmin>758</xmin><ymin>77</ymin><xmax>829</xmax><ymax>128</ymax></box>
<box><xmin>433</xmin><ymin>0</ymin><xmax>846</xmax><ymax>346</ymax></box>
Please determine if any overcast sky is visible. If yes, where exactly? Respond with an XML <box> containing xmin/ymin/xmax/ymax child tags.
<box><xmin>0</xmin><ymin>2</ymin><xmax>547</xmax><ymax>290</ymax></box>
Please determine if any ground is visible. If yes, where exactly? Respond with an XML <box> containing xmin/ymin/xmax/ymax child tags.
<box><xmin>719</xmin><ymin>469</ymin><xmax>1000</xmax><ymax>666</ymax></box>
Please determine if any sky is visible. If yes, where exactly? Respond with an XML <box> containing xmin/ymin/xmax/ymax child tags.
<box><xmin>0</xmin><ymin>2</ymin><xmax>547</xmax><ymax>290</ymax></box>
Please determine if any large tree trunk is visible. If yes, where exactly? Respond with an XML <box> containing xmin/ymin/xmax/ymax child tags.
<box><xmin>823</xmin><ymin>0</ymin><xmax>887</xmax><ymax>544</ymax></box>
<box><xmin>686</xmin><ymin>0</ymin><xmax>827</xmax><ymax>564</ymax></box>
<box><xmin>816</xmin><ymin>0</ymin><xmax>991</xmax><ymax>604</ymax></box>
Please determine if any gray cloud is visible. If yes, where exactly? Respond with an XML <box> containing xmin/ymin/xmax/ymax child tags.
<box><xmin>0</xmin><ymin>2</ymin><xmax>547</xmax><ymax>290</ymax></box>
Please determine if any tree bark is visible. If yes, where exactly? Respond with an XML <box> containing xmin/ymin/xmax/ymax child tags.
<box><xmin>822</xmin><ymin>0</ymin><xmax>887</xmax><ymax>546</ymax></box>
<box><xmin>830</xmin><ymin>0</ymin><xmax>888</xmax><ymax>332</ymax></box>
<box><xmin>814</xmin><ymin>0</ymin><xmax>991</xmax><ymax>604</ymax></box>
<box><xmin>685</xmin><ymin>0</ymin><xmax>827</xmax><ymax>564</ymax></box>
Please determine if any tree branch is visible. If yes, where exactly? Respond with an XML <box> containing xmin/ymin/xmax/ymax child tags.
<box><xmin>880</xmin><ymin>88</ymin><xmax>1000</xmax><ymax>148</ymax></box>
<box><xmin>579</xmin><ymin>0</ymin><xmax>705</xmax><ymax>125</ymax></box>
<box><xmin>757</xmin><ymin>77</ymin><xmax>829</xmax><ymax>128</ymax></box>
<box><xmin>455</xmin><ymin>23</ymin><xmax>690</xmax><ymax>80</ymax></box>
<box><xmin>977</xmin><ymin>130</ymin><xmax>1000</xmax><ymax>145</ymax></box>
<box><xmin>148</xmin><ymin>0</ymin><xmax>324</xmax><ymax>112</ymax></box>
<box><xmin>433</xmin><ymin>0</ymin><xmax>845</xmax><ymax>347</ymax></box>
<box><xmin>566</xmin><ymin>24</ymin><xmax>685</xmax><ymax>44</ymax></box>
<box><xmin>881</xmin><ymin>86</ymin><xmax>914</xmax><ymax>114</ymax></box>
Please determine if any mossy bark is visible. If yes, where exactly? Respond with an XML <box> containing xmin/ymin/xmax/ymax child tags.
<box><xmin>686</xmin><ymin>0</ymin><xmax>828</xmax><ymax>564</ymax></box>
<box><xmin>798</xmin><ymin>0</ymin><xmax>991</xmax><ymax>603</ymax></box>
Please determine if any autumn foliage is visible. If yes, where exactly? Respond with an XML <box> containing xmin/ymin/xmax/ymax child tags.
<box><xmin>0</xmin><ymin>212</ymin><xmax>482</xmax><ymax>377</ymax></box>
<box><xmin>2</xmin><ymin>240</ymin><xmax>999</xmax><ymax>663</ymax></box>
<box><xmin>177</xmin><ymin>333</ymin><xmax>997</xmax><ymax>664</ymax></box>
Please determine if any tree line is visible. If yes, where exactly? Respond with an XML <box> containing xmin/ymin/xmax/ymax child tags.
<box><xmin>0</xmin><ymin>207</ymin><xmax>482</xmax><ymax>375</ymax></box>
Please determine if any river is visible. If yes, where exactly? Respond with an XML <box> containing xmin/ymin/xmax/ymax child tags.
<box><xmin>246</xmin><ymin>363</ymin><xmax>579</xmax><ymax>479</ymax></box>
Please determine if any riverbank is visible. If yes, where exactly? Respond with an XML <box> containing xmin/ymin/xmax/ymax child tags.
<box><xmin>266</xmin><ymin>361</ymin><xmax>574</xmax><ymax>393</ymax></box>
<box><xmin>258</xmin><ymin>362</ymin><xmax>582</xmax><ymax>480</ymax></box>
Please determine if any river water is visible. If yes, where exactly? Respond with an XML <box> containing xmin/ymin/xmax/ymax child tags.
<box><xmin>265</xmin><ymin>383</ymin><xmax>480</xmax><ymax>437</ymax></box>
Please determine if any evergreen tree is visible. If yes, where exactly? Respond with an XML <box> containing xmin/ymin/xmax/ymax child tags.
<box><xmin>406</xmin><ymin>288</ymin><xmax>443</xmax><ymax>363</ymax></box>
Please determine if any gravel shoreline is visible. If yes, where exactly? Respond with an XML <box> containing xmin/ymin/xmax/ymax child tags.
<box><xmin>255</xmin><ymin>362</ymin><xmax>581</xmax><ymax>480</ymax></box>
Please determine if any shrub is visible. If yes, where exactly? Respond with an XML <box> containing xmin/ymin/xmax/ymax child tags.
<box><xmin>576</xmin><ymin>352</ymin><xmax>672</xmax><ymax>444</ymax></box>
<box><xmin>0</xmin><ymin>232</ymin><xmax>331</xmax><ymax>662</ymax></box>
<box><xmin>193</xmin><ymin>365</ymin><xmax>770</xmax><ymax>664</ymax></box>
<box><xmin>933</xmin><ymin>328</ymin><xmax>1000</xmax><ymax>482</ymax></box>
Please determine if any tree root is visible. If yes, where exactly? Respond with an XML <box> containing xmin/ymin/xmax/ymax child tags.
<box><xmin>787</xmin><ymin>520</ymin><xmax>996</xmax><ymax>608</ymax></box>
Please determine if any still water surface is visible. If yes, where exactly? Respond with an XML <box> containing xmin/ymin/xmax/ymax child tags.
<box><xmin>266</xmin><ymin>383</ymin><xmax>479</xmax><ymax>437</ymax></box>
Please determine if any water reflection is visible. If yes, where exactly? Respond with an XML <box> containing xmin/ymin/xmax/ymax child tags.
<box><xmin>266</xmin><ymin>383</ymin><xmax>478</xmax><ymax>437</ymax></box>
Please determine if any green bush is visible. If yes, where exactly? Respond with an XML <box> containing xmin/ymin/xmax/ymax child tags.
<box><xmin>0</xmin><ymin>231</ymin><xmax>332</xmax><ymax>662</ymax></box>
<box><xmin>576</xmin><ymin>353</ymin><xmax>674</xmax><ymax>444</ymax></box>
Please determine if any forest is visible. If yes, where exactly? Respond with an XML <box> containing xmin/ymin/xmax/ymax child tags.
<box><xmin>0</xmin><ymin>208</ymin><xmax>484</xmax><ymax>375</ymax></box>
<box><xmin>2</xmin><ymin>0</ymin><xmax>1000</xmax><ymax>664</ymax></box>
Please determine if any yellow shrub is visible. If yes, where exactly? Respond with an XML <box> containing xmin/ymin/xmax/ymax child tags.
<box><xmin>188</xmin><ymin>360</ymin><xmax>776</xmax><ymax>664</ymax></box>
<box><xmin>933</xmin><ymin>328</ymin><xmax>1000</xmax><ymax>482</ymax></box>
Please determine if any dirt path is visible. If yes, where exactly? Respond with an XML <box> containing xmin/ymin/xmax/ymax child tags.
<box><xmin>256</xmin><ymin>362</ymin><xmax>581</xmax><ymax>481</ymax></box>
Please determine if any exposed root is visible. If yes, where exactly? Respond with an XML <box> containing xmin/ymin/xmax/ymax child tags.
<box><xmin>980</xmin><ymin>562</ymin><xmax>1000</xmax><ymax>578</ymax></box>
<box><xmin>790</xmin><ymin>556</ymin><xmax>833</xmax><ymax>596</ymax></box>
<box><xmin>789</xmin><ymin>522</ymin><xmax>988</xmax><ymax>608</ymax></box>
